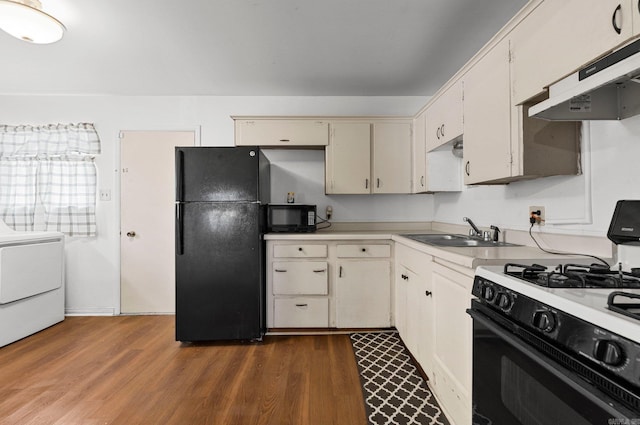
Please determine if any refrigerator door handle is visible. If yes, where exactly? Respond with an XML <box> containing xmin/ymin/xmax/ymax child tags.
<box><xmin>176</xmin><ymin>149</ymin><xmax>185</xmax><ymax>201</ymax></box>
<box><xmin>176</xmin><ymin>203</ymin><xmax>184</xmax><ymax>255</ymax></box>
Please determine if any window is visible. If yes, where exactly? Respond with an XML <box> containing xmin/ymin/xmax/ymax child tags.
<box><xmin>0</xmin><ymin>123</ymin><xmax>101</xmax><ymax>236</ymax></box>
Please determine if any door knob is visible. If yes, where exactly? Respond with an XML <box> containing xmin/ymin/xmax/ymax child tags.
<box><xmin>126</xmin><ymin>231</ymin><xmax>136</xmax><ymax>237</ymax></box>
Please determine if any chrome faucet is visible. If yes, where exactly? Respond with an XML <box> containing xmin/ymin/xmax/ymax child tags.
<box><xmin>490</xmin><ymin>225</ymin><xmax>501</xmax><ymax>242</ymax></box>
<box><xmin>463</xmin><ymin>217</ymin><xmax>482</xmax><ymax>238</ymax></box>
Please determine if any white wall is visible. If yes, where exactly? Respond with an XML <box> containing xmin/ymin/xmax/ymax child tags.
<box><xmin>433</xmin><ymin>117</ymin><xmax>640</xmax><ymax>237</ymax></box>
<box><xmin>2</xmin><ymin>94</ymin><xmax>638</xmax><ymax>314</ymax></box>
<box><xmin>264</xmin><ymin>149</ymin><xmax>433</xmax><ymax>222</ymax></box>
<box><xmin>0</xmin><ymin>95</ymin><xmax>429</xmax><ymax>314</ymax></box>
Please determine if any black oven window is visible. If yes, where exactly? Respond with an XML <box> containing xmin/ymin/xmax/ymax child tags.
<box><xmin>500</xmin><ymin>356</ymin><xmax>591</xmax><ymax>425</ymax></box>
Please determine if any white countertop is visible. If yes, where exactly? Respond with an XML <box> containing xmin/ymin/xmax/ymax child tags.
<box><xmin>264</xmin><ymin>228</ymin><xmax>596</xmax><ymax>269</ymax></box>
<box><xmin>0</xmin><ymin>221</ymin><xmax>63</xmax><ymax>244</ymax></box>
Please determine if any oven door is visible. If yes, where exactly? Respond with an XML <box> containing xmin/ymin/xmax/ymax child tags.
<box><xmin>468</xmin><ymin>300</ymin><xmax>636</xmax><ymax>425</ymax></box>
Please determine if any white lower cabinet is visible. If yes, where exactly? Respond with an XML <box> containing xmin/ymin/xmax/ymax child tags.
<box><xmin>272</xmin><ymin>261</ymin><xmax>328</xmax><ymax>295</ymax></box>
<box><xmin>335</xmin><ymin>260</ymin><xmax>391</xmax><ymax>328</ymax></box>
<box><xmin>395</xmin><ymin>243</ymin><xmax>434</xmax><ymax>379</ymax></box>
<box><xmin>273</xmin><ymin>298</ymin><xmax>329</xmax><ymax>328</ymax></box>
<box><xmin>266</xmin><ymin>240</ymin><xmax>392</xmax><ymax>329</ymax></box>
<box><xmin>431</xmin><ymin>261</ymin><xmax>473</xmax><ymax>425</ymax></box>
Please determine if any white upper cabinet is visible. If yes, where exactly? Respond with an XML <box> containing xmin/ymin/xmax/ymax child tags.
<box><xmin>325</xmin><ymin>122</ymin><xmax>371</xmax><ymax>194</ymax></box>
<box><xmin>411</xmin><ymin>110</ymin><xmax>427</xmax><ymax>193</ymax></box>
<box><xmin>234</xmin><ymin>118</ymin><xmax>329</xmax><ymax>146</ymax></box>
<box><xmin>511</xmin><ymin>0</ymin><xmax>635</xmax><ymax>105</ymax></box>
<box><xmin>325</xmin><ymin>120</ymin><xmax>412</xmax><ymax>194</ymax></box>
<box><xmin>463</xmin><ymin>39</ymin><xmax>513</xmax><ymax>184</ymax></box>
<box><xmin>372</xmin><ymin>122</ymin><xmax>412</xmax><ymax>194</ymax></box>
<box><xmin>462</xmin><ymin>36</ymin><xmax>581</xmax><ymax>185</ymax></box>
<box><xmin>425</xmin><ymin>80</ymin><xmax>464</xmax><ymax>152</ymax></box>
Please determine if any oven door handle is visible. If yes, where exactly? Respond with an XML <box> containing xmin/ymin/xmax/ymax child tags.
<box><xmin>467</xmin><ymin>307</ymin><xmax>637</xmax><ymax>418</ymax></box>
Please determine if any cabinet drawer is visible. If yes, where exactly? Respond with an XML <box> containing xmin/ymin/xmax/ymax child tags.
<box><xmin>273</xmin><ymin>298</ymin><xmax>329</xmax><ymax>327</ymax></box>
<box><xmin>336</xmin><ymin>244</ymin><xmax>390</xmax><ymax>258</ymax></box>
<box><xmin>272</xmin><ymin>261</ymin><xmax>328</xmax><ymax>295</ymax></box>
<box><xmin>273</xmin><ymin>244</ymin><xmax>328</xmax><ymax>258</ymax></box>
<box><xmin>235</xmin><ymin>119</ymin><xmax>329</xmax><ymax>146</ymax></box>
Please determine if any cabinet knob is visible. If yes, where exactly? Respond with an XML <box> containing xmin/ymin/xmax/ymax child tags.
<box><xmin>126</xmin><ymin>231</ymin><xmax>136</xmax><ymax>237</ymax></box>
<box><xmin>361</xmin><ymin>248</ymin><xmax>366</xmax><ymax>252</ymax></box>
<box><xmin>425</xmin><ymin>290</ymin><xmax>432</xmax><ymax>297</ymax></box>
<box><xmin>298</xmin><ymin>247</ymin><xmax>303</xmax><ymax>251</ymax></box>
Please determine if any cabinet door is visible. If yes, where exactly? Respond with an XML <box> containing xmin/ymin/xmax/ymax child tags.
<box><xmin>403</xmin><ymin>266</ymin><xmax>421</xmax><ymax>359</ymax></box>
<box><xmin>635</xmin><ymin>0</ymin><xmax>640</xmax><ymax>36</ymax></box>
<box><xmin>431</xmin><ymin>263</ymin><xmax>472</xmax><ymax>425</ymax></box>
<box><xmin>412</xmin><ymin>111</ymin><xmax>427</xmax><ymax>193</ymax></box>
<box><xmin>325</xmin><ymin>122</ymin><xmax>371</xmax><ymax>194</ymax></box>
<box><xmin>272</xmin><ymin>261</ymin><xmax>328</xmax><ymax>295</ymax></box>
<box><xmin>415</xmin><ymin>262</ymin><xmax>434</xmax><ymax>381</ymax></box>
<box><xmin>394</xmin><ymin>264</ymin><xmax>408</xmax><ymax>338</ymax></box>
<box><xmin>372</xmin><ymin>122</ymin><xmax>412</xmax><ymax>194</ymax></box>
<box><xmin>235</xmin><ymin>119</ymin><xmax>329</xmax><ymax>146</ymax></box>
<box><xmin>511</xmin><ymin>0</ymin><xmax>634</xmax><ymax>105</ymax></box>
<box><xmin>463</xmin><ymin>39</ymin><xmax>512</xmax><ymax>184</ymax></box>
<box><xmin>335</xmin><ymin>260</ymin><xmax>391</xmax><ymax>328</ymax></box>
<box><xmin>426</xmin><ymin>80</ymin><xmax>464</xmax><ymax>151</ymax></box>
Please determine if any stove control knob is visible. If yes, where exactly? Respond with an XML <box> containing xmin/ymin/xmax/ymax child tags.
<box><xmin>480</xmin><ymin>284</ymin><xmax>496</xmax><ymax>301</ymax></box>
<box><xmin>593</xmin><ymin>340</ymin><xmax>624</xmax><ymax>366</ymax></box>
<box><xmin>532</xmin><ymin>310</ymin><xmax>556</xmax><ymax>333</ymax></box>
<box><xmin>495</xmin><ymin>292</ymin><xmax>513</xmax><ymax>310</ymax></box>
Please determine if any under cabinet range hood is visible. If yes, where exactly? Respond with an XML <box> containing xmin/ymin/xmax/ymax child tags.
<box><xmin>529</xmin><ymin>37</ymin><xmax>640</xmax><ymax>121</ymax></box>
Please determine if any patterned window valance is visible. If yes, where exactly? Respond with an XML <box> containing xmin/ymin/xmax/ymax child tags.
<box><xmin>0</xmin><ymin>123</ymin><xmax>101</xmax><ymax>237</ymax></box>
<box><xmin>0</xmin><ymin>123</ymin><xmax>101</xmax><ymax>158</ymax></box>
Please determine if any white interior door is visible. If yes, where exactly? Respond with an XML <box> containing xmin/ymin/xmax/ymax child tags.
<box><xmin>120</xmin><ymin>130</ymin><xmax>195</xmax><ymax>314</ymax></box>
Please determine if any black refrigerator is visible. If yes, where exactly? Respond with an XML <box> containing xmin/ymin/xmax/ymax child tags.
<box><xmin>175</xmin><ymin>146</ymin><xmax>270</xmax><ymax>342</ymax></box>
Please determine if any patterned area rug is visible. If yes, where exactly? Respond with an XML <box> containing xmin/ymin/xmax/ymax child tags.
<box><xmin>350</xmin><ymin>332</ymin><xmax>450</xmax><ymax>425</ymax></box>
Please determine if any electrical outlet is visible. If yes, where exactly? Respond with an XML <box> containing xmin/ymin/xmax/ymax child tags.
<box><xmin>529</xmin><ymin>205</ymin><xmax>545</xmax><ymax>225</ymax></box>
<box><xmin>100</xmin><ymin>189</ymin><xmax>112</xmax><ymax>201</ymax></box>
<box><xmin>325</xmin><ymin>205</ymin><xmax>333</xmax><ymax>220</ymax></box>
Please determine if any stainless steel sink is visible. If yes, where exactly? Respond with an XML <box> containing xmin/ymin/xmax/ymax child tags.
<box><xmin>400</xmin><ymin>233</ymin><xmax>521</xmax><ymax>248</ymax></box>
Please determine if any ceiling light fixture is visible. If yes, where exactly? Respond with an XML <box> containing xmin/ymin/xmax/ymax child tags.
<box><xmin>0</xmin><ymin>0</ymin><xmax>65</xmax><ymax>44</ymax></box>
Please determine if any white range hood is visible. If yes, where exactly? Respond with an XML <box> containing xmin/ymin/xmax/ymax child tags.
<box><xmin>529</xmin><ymin>38</ymin><xmax>640</xmax><ymax>121</ymax></box>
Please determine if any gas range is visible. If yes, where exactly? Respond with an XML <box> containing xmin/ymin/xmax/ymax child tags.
<box><xmin>469</xmin><ymin>200</ymin><xmax>640</xmax><ymax>421</ymax></box>
<box><xmin>474</xmin><ymin>264</ymin><xmax>640</xmax><ymax>342</ymax></box>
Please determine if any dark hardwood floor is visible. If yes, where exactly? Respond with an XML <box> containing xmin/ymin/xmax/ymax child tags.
<box><xmin>0</xmin><ymin>316</ymin><xmax>367</xmax><ymax>425</ymax></box>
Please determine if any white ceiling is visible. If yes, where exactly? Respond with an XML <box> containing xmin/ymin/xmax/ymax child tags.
<box><xmin>0</xmin><ymin>0</ymin><xmax>527</xmax><ymax>96</ymax></box>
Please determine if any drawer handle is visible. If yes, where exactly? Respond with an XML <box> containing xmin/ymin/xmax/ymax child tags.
<box><xmin>279</xmin><ymin>139</ymin><xmax>291</xmax><ymax>142</ymax></box>
<box><xmin>274</xmin><ymin>269</ymin><xmax>287</xmax><ymax>273</ymax></box>
<box><xmin>295</xmin><ymin>304</ymin><xmax>308</xmax><ymax>308</ymax></box>
<box><xmin>313</xmin><ymin>269</ymin><xmax>326</xmax><ymax>273</ymax></box>
<box><xmin>339</xmin><ymin>265</ymin><xmax>343</xmax><ymax>278</ymax></box>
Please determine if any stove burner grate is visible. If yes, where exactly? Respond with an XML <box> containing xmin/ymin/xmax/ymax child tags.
<box><xmin>608</xmin><ymin>291</ymin><xmax>640</xmax><ymax>320</ymax></box>
<box><xmin>503</xmin><ymin>263</ymin><xmax>640</xmax><ymax>289</ymax></box>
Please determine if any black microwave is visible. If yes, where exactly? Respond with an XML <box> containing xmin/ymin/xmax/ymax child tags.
<box><xmin>266</xmin><ymin>204</ymin><xmax>316</xmax><ymax>233</ymax></box>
